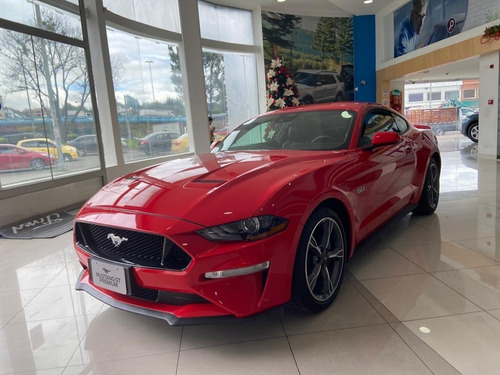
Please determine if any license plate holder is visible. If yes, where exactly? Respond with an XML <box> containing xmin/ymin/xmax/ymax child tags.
<box><xmin>89</xmin><ymin>257</ymin><xmax>130</xmax><ymax>295</ymax></box>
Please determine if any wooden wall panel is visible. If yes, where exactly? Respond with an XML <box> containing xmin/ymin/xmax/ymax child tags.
<box><xmin>377</xmin><ymin>36</ymin><xmax>500</xmax><ymax>103</ymax></box>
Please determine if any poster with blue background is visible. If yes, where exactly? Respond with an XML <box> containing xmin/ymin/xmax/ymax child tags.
<box><xmin>394</xmin><ymin>0</ymin><xmax>500</xmax><ymax>58</ymax></box>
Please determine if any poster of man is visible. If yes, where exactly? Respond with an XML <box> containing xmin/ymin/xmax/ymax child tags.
<box><xmin>262</xmin><ymin>12</ymin><xmax>355</xmax><ymax>103</ymax></box>
<box><xmin>394</xmin><ymin>0</ymin><xmax>500</xmax><ymax>58</ymax></box>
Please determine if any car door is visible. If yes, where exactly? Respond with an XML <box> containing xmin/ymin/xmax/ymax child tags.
<box><xmin>87</xmin><ymin>135</ymin><xmax>98</xmax><ymax>153</ymax></box>
<box><xmin>323</xmin><ymin>74</ymin><xmax>338</xmax><ymax>101</ymax></box>
<box><xmin>42</xmin><ymin>140</ymin><xmax>58</xmax><ymax>158</ymax></box>
<box><xmin>349</xmin><ymin>110</ymin><xmax>418</xmax><ymax>239</ymax></box>
<box><xmin>0</xmin><ymin>146</ymin><xmax>15</xmax><ymax>170</ymax></box>
<box><xmin>315</xmin><ymin>74</ymin><xmax>330</xmax><ymax>102</ymax></box>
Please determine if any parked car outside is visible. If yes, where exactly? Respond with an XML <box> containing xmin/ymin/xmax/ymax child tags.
<box><xmin>294</xmin><ymin>70</ymin><xmax>345</xmax><ymax>104</ymax></box>
<box><xmin>461</xmin><ymin>112</ymin><xmax>478</xmax><ymax>142</ymax></box>
<box><xmin>171</xmin><ymin>133</ymin><xmax>189</xmax><ymax>153</ymax></box>
<box><xmin>0</xmin><ymin>144</ymin><xmax>54</xmax><ymax>171</ymax></box>
<box><xmin>17</xmin><ymin>138</ymin><xmax>79</xmax><ymax>161</ymax></box>
<box><xmin>73</xmin><ymin>102</ymin><xmax>440</xmax><ymax>325</ymax></box>
<box><xmin>138</xmin><ymin>132</ymin><xmax>180</xmax><ymax>155</ymax></box>
<box><xmin>68</xmin><ymin>134</ymin><xmax>99</xmax><ymax>156</ymax></box>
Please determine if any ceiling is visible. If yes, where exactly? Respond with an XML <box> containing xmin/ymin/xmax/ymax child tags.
<box><xmin>212</xmin><ymin>0</ymin><xmax>480</xmax><ymax>84</ymax></box>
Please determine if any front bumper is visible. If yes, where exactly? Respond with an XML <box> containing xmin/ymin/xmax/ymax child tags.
<box><xmin>73</xmin><ymin>213</ymin><xmax>297</xmax><ymax>323</ymax></box>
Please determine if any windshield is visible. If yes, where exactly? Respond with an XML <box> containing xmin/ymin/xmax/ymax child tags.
<box><xmin>213</xmin><ymin>110</ymin><xmax>357</xmax><ymax>152</ymax></box>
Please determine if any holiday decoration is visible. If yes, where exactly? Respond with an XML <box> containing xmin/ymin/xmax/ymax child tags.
<box><xmin>481</xmin><ymin>24</ymin><xmax>500</xmax><ymax>44</ymax></box>
<box><xmin>266</xmin><ymin>57</ymin><xmax>301</xmax><ymax>111</ymax></box>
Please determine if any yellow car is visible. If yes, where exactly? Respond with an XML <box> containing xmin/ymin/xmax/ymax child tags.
<box><xmin>17</xmin><ymin>138</ymin><xmax>79</xmax><ymax>161</ymax></box>
<box><xmin>171</xmin><ymin>133</ymin><xmax>189</xmax><ymax>153</ymax></box>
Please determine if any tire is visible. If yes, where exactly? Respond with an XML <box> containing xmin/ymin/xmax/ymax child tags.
<box><xmin>63</xmin><ymin>153</ymin><xmax>72</xmax><ymax>162</ymax></box>
<box><xmin>30</xmin><ymin>158</ymin><xmax>45</xmax><ymax>170</ymax></box>
<box><xmin>435</xmin><ymin>128</ymin><xmax>445</xmax><ymax>136</ymax></box>
<box><xmin>303</xmin><ymin>96</ymin><xmax>314</xmax><ymax>105</ymax></box>
<box><xmin>467</xmin><ymin>122</ymin><xmax>478</xmax><ymax>143</ymax></box>
<box><xmin>292</xmin><ymin>207</ymin><xmax>346</xmax><ymax>313</ymax></box>
<box><xmin>413</xmin><ymin>158</ymin><xmax>440</xmax><ymax>215</ymax></box>
<box><xmin>77</xmin><ymin>148</ymin><xmax>87</xmax><ymax>157</ymax></box>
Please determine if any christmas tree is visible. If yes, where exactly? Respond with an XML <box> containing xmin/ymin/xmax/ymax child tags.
<box><xmin>266</xmin><ymin>57</ymin><xmax>301</xmax><ymax>111</ymax></box>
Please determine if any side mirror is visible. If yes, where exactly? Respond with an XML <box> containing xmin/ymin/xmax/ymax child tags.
<box><xmin>364</xmin><ymin>131</ymin><xmax>400</xmax><ymax>150</ymax></box>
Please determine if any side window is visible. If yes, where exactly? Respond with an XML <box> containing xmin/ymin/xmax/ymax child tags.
<box><xmin>325</xmin><ymin>75</ymin><xmax>337</xmax><ymax>84</ymax></box>
<box><xmin>358</xmin><ymin>111</ymin><xmax>399</xmax><ymax>147</ymax></box>
<box><xmin>394</xmin><ymin>115</ymin><xmax>409</xmax><ymax>134</ymax></box>
<box><xmin>318</xmin><ymin>74</ymin><xmax>327</xmax><ymax>85</ymax></box>
<box><xmin>336</xmin><ymin>74</ymin><xmax>344</xmax><ymax>83</ymax></box>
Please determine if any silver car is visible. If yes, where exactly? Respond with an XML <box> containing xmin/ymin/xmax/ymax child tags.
<box><xmin>295</xmin><ymin>70</ymin><xmax>345</xmax><ymax>104</ymax></box>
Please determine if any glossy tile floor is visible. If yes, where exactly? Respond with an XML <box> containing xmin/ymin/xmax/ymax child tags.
<box><xmin>2</xmin><ymin>135</ymin><xmax>500</xmax><ymax>375</ymax></box>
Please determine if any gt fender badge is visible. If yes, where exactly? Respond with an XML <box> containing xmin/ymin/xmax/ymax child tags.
<box><xmin>107</xmin><ymin>233</ymin><xmax>128</xmax><ymax>247</ymax></box>
<box><xmin>357</xmin><ymin>186</ymin><xmax>365</xmax><ymax>194</ymax></box>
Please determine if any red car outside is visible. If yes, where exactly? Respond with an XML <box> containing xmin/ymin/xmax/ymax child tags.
<box><xmin>74</xmin><ymin>102</ymin><xmax>440</xmax><ymax>325</ymax></box>
<box><xmin>0</xmin><ymin>144</ymin><xmax>54</xmax><ymax>171</ymax></box>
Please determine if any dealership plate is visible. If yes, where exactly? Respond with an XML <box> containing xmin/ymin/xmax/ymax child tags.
<box><xmin>89</xmin><ymin>258</ymin><xmax>128</xmax><ymax>295</ymax></box>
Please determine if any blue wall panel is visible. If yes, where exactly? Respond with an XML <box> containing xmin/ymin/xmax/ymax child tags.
<box><xmin>353</xmin><ymin>15</ymin><xmax>376</xmax><ymax>102</ymax></box>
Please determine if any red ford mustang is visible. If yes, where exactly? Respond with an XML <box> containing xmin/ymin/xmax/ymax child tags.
<box><xmin>74</xmin><ymin>102</ymin><xmax>440</xmax><ymax>325</ymax></box>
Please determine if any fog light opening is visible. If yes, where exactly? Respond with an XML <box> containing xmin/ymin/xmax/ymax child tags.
<box><xmin>205</xmin><ymin>261</ymin><xmax>270</xmax><ymax>279</ymax></box>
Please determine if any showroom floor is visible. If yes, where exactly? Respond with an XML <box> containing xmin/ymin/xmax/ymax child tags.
<box><xmin>1</xmin><ymin>134</ymin><xmax>500</xmax><ymax>375</ymax></box>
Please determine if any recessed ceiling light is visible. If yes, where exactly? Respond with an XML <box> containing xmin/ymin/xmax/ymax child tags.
<box><xmin>364</xmin><ymin>0</ymin><xmax>373</xmax><ymax>4</ymax></box>
<box><xmin>277</xmin><ymin>0</ymin><xmax>286</xmax><ymax>2</ymax></box>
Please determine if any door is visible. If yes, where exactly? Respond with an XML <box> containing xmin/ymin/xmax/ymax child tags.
<box><xmin>349</xmin><ymin>110</ymin><xmax>418</xmax><ymax>239</ymax></box>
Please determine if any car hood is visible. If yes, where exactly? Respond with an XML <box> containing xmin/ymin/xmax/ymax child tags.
<box><xmin>81</xmin><ymin>151</ymin><xmax>350</xmax><ymax>226</ymax></box>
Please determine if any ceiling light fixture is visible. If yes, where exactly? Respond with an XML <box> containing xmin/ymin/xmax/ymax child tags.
<box><xmin>277</xmin><ymin>0</ymin><xmax>286</xmax><ymax>2</ymax></box>
<box><xmin>364</xmin><ymin>0</ymin><xmax>373</xmax><ymax>4</ymax></box>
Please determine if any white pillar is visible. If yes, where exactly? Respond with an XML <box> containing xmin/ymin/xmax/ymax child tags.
<box><xmin>478</xmin><ymin>52</ymin><xmax>500</xmax><ymax>159</ymax></box>
<box><xmin>83</xmin><ymin>0</ymin><xmax>123</xmax><ymax>168</ymax></box>
<box><xmin>178</xmin><ymin>0</ymin><xmax>210</xmax><ymax>153</ymax></box>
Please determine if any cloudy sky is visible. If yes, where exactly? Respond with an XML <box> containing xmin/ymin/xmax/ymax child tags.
<box><xmin>0</xmin><ymin>0</ymin><xmax>180</xmax><ymax>112</ymax></box>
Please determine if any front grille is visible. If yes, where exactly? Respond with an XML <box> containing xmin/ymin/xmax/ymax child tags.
<box><xmin>75</xmin><ymin>222</ymin><xmax>192</xmax><ymax>270</ymax></box>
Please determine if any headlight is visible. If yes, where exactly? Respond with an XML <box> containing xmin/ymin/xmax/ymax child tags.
<box><xmin>196</xmin><ymin>215</ymin><xmax>288</xmax><ymax>242</ymax></box>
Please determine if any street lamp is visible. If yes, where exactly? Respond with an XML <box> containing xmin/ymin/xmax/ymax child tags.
<box><xmin>145</xmin><ymin>60</ymin><xmax>156</xmax><ymax>104</ymax></box>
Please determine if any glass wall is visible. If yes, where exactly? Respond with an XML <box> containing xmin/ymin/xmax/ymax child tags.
<box><xmin>0</xmin><ymin>0</ymin><xmax>83</xmax><ymax>39</ymax></box>
<box><xmin>198</xmin><ymin>1</ymin><xmax>260</xmax><ymax>145</ymax></box>
<box><xmin>103</xmin><ymin>0</ymin><xmax>181</xmax><ymax>33</ymax></box>
<box><xmin>106</xmin><ymin>27</ymin><xmax>186</xmax><ymax>162</ymax></box>
<box><xmin>198</xmin><ymin>1</ymin><xmax>254</xmax><ymax>45</ymax></box>
<box><xmin>0</xmin><ymin>2</ymin><xmax>100</xmax><ymax>189</ymax></box>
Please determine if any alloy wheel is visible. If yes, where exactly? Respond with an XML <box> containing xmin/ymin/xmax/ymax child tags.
<box><xmin>305</xmin><ymin>217</ymin><xmax>345</xmax><ymax>302</ymax></box>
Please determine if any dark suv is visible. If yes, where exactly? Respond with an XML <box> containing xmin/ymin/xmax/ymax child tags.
<box><xmin>461</xmin><ymin>113</ymin><xmax>478</xmax><ymax>142</ymax></box>
<box><xmin>138</xmin><ymin>132</ymin><xmax>180</xmax><ymax>155</ymax></box>
<box><xmin>294</xmin><ymin>70</ymin><xmax>345</xmax><ymax>104</ymax></box>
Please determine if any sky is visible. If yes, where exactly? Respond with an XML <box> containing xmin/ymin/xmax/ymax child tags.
<box><xmin>0</xmin><ymin>0</ymin><xmax>180</xmax><ymax>112</ymax></box>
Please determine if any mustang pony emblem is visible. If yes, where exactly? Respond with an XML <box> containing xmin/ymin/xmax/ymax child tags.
<box><xmin>107</xmin><ymin>233</ymin><xmax>128</xmax><ymax>247</ymax></box>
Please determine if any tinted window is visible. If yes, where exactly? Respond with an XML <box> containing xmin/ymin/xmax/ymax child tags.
<box><xmin>394</xmin><ymin>115</ymin><xmax>409</xmax><ymax>133</ymax></box>
<box><xmin>324</xmin><ymin>74</ymin><xmax>337</xmax><ymax>84</ymax></box>
<box><xmin>360</xmin><ymin>111</ymin><xmax>400</xmax><ymax>146</ymax></box>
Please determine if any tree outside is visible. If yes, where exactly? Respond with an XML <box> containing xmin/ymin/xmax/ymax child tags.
<box><xmin>168</xmin><ymin>47</ymin><xmax>226</xmax><ymax>116</ymax></box>
<box><xmin>0</xmin><ymin>9</ymin><xmax>94</xmax><ymax>148</ymax></box>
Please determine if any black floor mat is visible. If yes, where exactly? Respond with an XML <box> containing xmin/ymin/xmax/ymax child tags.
<box><xmin>0</xmin><ymin>211</ymin><xmax>75</xmax><ymax>239</ymax></box>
